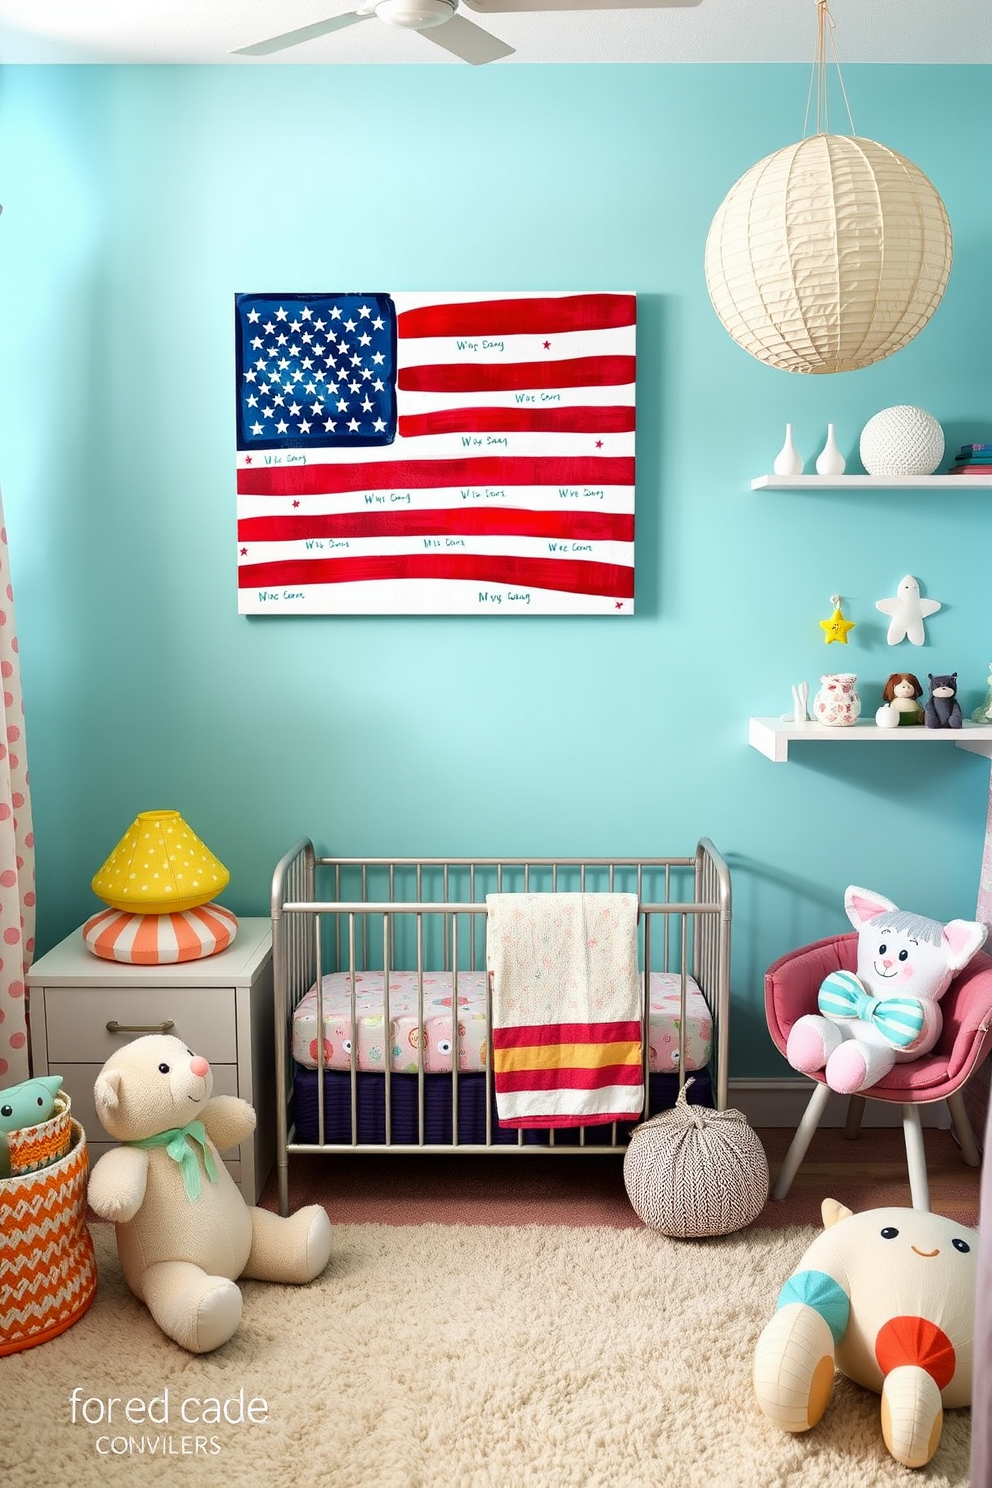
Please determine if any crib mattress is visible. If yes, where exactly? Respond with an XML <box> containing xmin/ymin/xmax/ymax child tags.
<box><xmin>292</xmin><ymin>970</ymin><xmax>711</xmax><ymax>1075</ymax></box>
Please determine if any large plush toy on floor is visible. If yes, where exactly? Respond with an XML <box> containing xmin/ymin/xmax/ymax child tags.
<box><xmin>88</xmin><ymin>1034</ymin><xmax>332</xmax><ymax>1354</ymax></box>
<box><xmin>786</xmin><ymin>885</ymin><xmax>986</xmax><ymax>1095</ymax></box>
<box><xmin>754</xmin><ymin>1199</ymin><xmax>978</xmax><ymax>1468</ymax></box>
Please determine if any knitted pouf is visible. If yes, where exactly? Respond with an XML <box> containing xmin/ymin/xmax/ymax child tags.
<box><xmin>623</xmin><ymin>1081</ymin><xmax>770</xmax><ymax>1238</ymax></box>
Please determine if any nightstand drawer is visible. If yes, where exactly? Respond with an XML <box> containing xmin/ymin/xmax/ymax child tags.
<box><xmin>42</xmin><ymin>986</ymin><xmax>237</xmax><ymax>1064</ymax></box>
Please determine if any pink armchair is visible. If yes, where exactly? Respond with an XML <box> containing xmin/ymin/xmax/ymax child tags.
<box><xmin>765</xmin><ymin>932</ymin><xmax>992</xmax><ymax>1211</ymax></box>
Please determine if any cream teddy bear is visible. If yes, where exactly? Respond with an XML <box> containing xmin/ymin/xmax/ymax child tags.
<box><xmin>88</xmin><ymin>1033</ymin><xmax>332</xmax><ymax>1354</ymax></box>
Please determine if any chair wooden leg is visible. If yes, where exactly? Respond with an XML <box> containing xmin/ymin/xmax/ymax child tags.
<box><xmin>902</xmin><ymin>1104</ymin><xmax>930</xmax><ymax>1211</ymax></box>
<box><xmin>946</xmin><ymin>1090</ymin><xmax>982</xmax><ymax>1167</ymax></box>
<box><xmin>844</xmin><ymin>1095</ymin><xmax>866</xmax><ymax>1141</ymax></box>
<box><xmin>773</xmin><ymin>1082</ymin><xmax>831</xmax><ymax>1201</ymax></box>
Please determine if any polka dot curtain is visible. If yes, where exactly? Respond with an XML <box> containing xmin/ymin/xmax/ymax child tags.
<box><xmin>0</xmin><ymin>504</ymin><xmax>34</xmax><ymax>1083</ymax></box>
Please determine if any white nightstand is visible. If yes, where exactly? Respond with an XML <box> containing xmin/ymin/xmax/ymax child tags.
<box><xmin>26</xmin><ymin>916</ymin><xmax>274</xmax><ymax>1202</ymax></box>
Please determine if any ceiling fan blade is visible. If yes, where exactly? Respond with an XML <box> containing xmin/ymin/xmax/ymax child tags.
<box><xmin>420</xmin><ymin>13</ymin><xmax>514</xmax><ymax>62</ymax></box>
<box><xmin>463</xmin><ymin>0</ymin><xmax>700</xmax><ymax>10</ymax></box>
<box><xmin>233</xmin><ymin>11</ymin><xmax>373</xmax><ymax>56</ymax></box>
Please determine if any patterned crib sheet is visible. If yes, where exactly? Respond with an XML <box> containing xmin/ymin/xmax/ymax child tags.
<box><xmin>292</xmin><ymin>970</ymin><xmax>711</xmax><ymax>1076</ymax></box>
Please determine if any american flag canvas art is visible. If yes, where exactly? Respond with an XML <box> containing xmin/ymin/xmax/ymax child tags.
<box><xmin>235</xmin><ymin>291</ymin><xmax>636</xmax><ymax>615</ymax></box>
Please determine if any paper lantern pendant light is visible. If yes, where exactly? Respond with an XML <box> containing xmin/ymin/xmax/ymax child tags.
<box><xmin>91</xmin><ymin>809</ymin><xmax>230</xmax><ymax>914</ymax></box>
<box><xmin>704</xmin><ymin>4</ymin><xmax>952</xmax><ymax>375</ymax></box>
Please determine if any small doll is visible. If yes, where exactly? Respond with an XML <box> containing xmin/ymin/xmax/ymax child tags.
<box><xmin>874</xmin><ymin>672</ymin><xmax>923</xmax><ymax>729</ymax></box>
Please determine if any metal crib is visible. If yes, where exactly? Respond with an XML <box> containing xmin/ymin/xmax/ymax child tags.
<box><xmin>270</xmin><ymin>840</ymin><xmax>732</xmax><ymax>1215</ymax></box>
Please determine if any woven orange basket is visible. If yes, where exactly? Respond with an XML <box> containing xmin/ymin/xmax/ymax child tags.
<box><xmin>0</xmin><ymin>1118</ymin><xmax>98</xmax><ymax>1355</ymax></box>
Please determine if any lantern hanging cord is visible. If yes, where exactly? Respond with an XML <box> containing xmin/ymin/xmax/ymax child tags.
<box><xmin>803</xmin><ymin>0</ymin><xmax>857</xmax><ymax>138</ymax></box>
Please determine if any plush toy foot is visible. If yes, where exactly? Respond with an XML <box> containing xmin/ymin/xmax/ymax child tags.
<box><xmin>786</xmin><ymin>1016</ymin><xmax>843</xmax><ymax>1076</ymax></box>
<box><xmin>242</xmin><ymin>1204</ymin><xmax>332</xmax><ymax>1285</ymax></box>
<box><xmin>824</xmin><ymin>1040</ymin><xmax>894</xmax><ymax>1096</ymax></box>
<box><xmin>880</xmin><ymin>1365</ymin><xmax>943</xmax><ymax>1468</ymax></box>
<box><xmin>141</xmin><ymin>1261</ymin><xmax>243</xmax><ymax>1354</ymax></box>
<box><xmin>753</xmin><ymin>1303</ymin><xmax>836</xmax><ymax>1432</ymax></box>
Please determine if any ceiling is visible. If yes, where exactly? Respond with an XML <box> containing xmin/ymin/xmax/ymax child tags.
<box><xmin>0</xmin><ymin>0</ymin><xmax>988</xmax><ymax>67</ymax></box>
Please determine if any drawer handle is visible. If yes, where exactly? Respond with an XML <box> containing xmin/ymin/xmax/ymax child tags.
<box><xmin>106</xmin><ymin>1019</ymin><xmax>176</xmax><ymax>1036</ymax></box>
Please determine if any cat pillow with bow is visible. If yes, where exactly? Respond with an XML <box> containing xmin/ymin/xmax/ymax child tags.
<box><xmin>786</xmin><ymin>886</ymin><xmax>987</xmax><ymax>1095</ymax></box>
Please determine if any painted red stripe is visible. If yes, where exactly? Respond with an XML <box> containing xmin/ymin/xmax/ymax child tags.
<box><xmin>399</xmin><ymin>356</ymin><xmax>635</xmax><ymax>396</ymax></box>
<box><xmin>500</xmin><ymin>1112</ymin><xmax>638</xmax><ymax>1129</ymax></box>
<box><xmin>397</xmin><ymin>294</ymin><xmax>636</xmax><ymax>339</ymax></box>
<box><xmin>238</xmin><ymin>507</ymin><xmax>634</xmax><ymax>544</ymax></box>
<box><xmin>397</xmin><ymin>405</ymin><xmax>636</xmax><ymax>438</ymax></box>
<box><xmin>238</xmin><ymin>455</ymin><xmax>634</xmax><ymax>497</ymax></box>
<box><xmin>238</xmin><ymin>552</ymin><xmax>634</xmax><ymax>600</ymax></box>
<box><xmin>492</xmin><ymin>1021</ymin><xmax>642</xmax><ymax>1049</ymax></box>
<box><xmin>495</xmin><ymin>1065</ymin><xmax>644</xmax><ymax>1092</ymax></box>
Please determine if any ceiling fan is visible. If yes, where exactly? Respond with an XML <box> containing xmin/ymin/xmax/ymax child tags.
<box><xmin>234</xmin><ymin>0</ymin><xmax>703</xmax><ymax>66</ymax></box>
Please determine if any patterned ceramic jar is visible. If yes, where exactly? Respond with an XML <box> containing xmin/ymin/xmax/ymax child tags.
<box><xmin>814</xmin><ymin>673</ymin><xmax>861</xmax><ymax>727</ymax></box>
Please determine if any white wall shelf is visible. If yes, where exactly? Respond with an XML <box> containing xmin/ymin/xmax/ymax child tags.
<box><xmin>751</xmin><ymin>474</ymin><xmax>992</xmax><ymax>491</ymax></box>
<box><xmin>749</xmin><ymin>716</ymin><xmax>992</xmax><ymax>763</ymax></box>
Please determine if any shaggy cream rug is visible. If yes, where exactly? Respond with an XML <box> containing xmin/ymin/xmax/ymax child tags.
<box><xmin>1</xmin><ymin>1222</ymin><xmax>971</xmax><ymax>1488</ymax></box>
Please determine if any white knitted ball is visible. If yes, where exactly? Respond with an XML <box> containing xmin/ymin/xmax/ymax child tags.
<box><xmin>859</xmin><ymin>405</ymin><xmax>945</xmax><ymax>476</ymax></box>
<box><xmin>623</xmin><ymin>1083</ymin><xmax>769</xmax><ymax>1238</ymax></box>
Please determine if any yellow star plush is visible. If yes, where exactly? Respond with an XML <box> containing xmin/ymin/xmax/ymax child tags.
<box><xmin>820</xmin><ymin>598</ymin><xmax>855</xmax><ymax>645</ymax></box>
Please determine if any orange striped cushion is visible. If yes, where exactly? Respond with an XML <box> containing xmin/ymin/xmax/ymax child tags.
<box><xmin>82</xmin><ymin>903</ymin><xmax>238</xmax><ymax>964</ymax></box>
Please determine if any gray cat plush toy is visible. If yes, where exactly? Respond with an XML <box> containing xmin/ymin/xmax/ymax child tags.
<box><xmin>924</xmin><ymin>673</ymin><xmax>962</xmax><ymax>729</ymax></box>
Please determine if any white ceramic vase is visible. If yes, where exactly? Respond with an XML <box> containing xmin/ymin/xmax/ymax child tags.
<box><xmin>815</xmin><ymin>424</ymin><xmax>846</xmax><ymax>477</ymax></box>
<box><xmin>773</xmin><ymin>424</ymin><xmax>804</xmax><ymax>477</ymax></box>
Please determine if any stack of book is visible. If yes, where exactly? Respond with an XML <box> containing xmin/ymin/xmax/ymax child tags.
<box><xmin>949</xmin><ymin>442</ymin><xmax>992</xmax><ymax>474</ymax></box>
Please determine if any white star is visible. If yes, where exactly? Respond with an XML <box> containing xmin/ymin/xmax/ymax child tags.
<box><xmin>298</xmin><ymin>419</ymin><xmax>312</xmax><ymax>434</ymax></box>
<box><xmin>372</xmin><ymin>378</ymin><xmax>384</xmax><ymax>392</ymax></box>
<box><xmin>250</xmin><ymin>336</ymin><xmax>263</xmax><ymax>350</ymax></box>
<box><xmin>289</xmin><ymin>402</ymin><xmax>302</xmax><ymax>417</ymax></box>
<box><xmin>361</xmin><ymin>397</ymin><xmax>373</xmax><ymax>413</ymax></box>
<box><xmin>290</xmin><ymin>320</ymin><xmax>301</xmax><ymax>333</ymax></box>
<box><xmin>372</xmin><ymin>418</ymin><xmax>386</xmax><ymax>432</ymax></box>
<box><xmin>372</xmin><ymin>352</ymin><xmax>385</xmax><ymax>365</ymax></box>
<box><xmin>314</xmin><ymin>318</ymin><xmax>326</xmax><ymax>331</ymax></box>
<box><xmin>275</xmin><ymin>306</ymin><xmax>288</xmax><ymax>321</ymax></box>
<box><xmin>350</xmin><ymin>354</ymin><xmax>362</xmax><ymax>367</ymax></box>
<box><xmin>358</xmin><ymin>304</ymin><xmax>371</xmax><ymax>318</ymax></box>
<box><xmin>250</xmin><ymin>421</ymin><xmax>264</xmax><ymax>435</ymax></box>
<box><xmin>323</xmin><ymin>418</ymin><xmax>337</xmax><ymax>432</ymax></box>
<box><xmin>275</xmin><ymin>419</ymin><xmax>288</xmax><ymax>434</ymax></box>
<box><xmin>288</xmin><ymin>344</ymin><xmax>301</xmax><ymax>358</ymax></box>
<box><xmin>347</xmin><ymin>418</ymin><xmax>360</xmax><ymax>432</ymax></box>
<box><xmin>243</xmin><ymin>369</ymin><xmax>257</xmax><ymax>383</ymax></box>
<box><xmin>348</xmin><ymin>380</ymin><xmax>360</xmax><ymax>394</ymax></box>
<box><xmin>246</xmin><ymin>394</ymin><xmax>258</xmax><ymax>407</ymax></box>
<box><xmin>330</xmin><ymin>306</ymin><xmax>342</xmax><ymax>320</ymax></box>
<box><xmin>875</xmin><ymin>575</ymin><xmax>942</xmax><ymax>646</ymax></box>
<box><xmin>344</xmin><ymin>318</ymin><xmax>357</xmax><ymax>332</ymax></box>
<box><xmin>276</xmin><ymin>333</ymin><xmax>288</xmax><ymax>347</ymax></box>
<box><xmin>311</xmin><ymin>401</ymin><xmax>324</xmax><ymax>415</ymax></box>
<box><xmin>262</xmin><ymin>405</ymin><xmax>274</xmax><ymax>418</ymax></box>
<box><xmin>263</xmin><ymin>320</ymin><xmax>276</xmax><ymax>335</ymax></box>
<box><xmin>359</xmin><ymin>332</ymin><xmax>372</xmax><ymax>347</ymax></box>
<box><xmin>254</xmin><ymin>357</ymin><xmax>267</xmax><ymax>371</ymax></box>
<box><xmin>337</xmin><ymin>398</ymin><xmax>349</xmax><ymax>413</ymax></box>
<box><xmin>247</xmin><ymin>308</ymin><xmax>260</xmax><ymax>323</ymax></box>
<box><xmin>372</xmin><ymin>316</ymin><xmax>384</xmax><ymax>331</ymax></box>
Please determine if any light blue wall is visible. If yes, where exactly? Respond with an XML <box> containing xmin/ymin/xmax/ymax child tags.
<box><xmin>0</xmin><ymin>63</ymin><xmax>989</xmax><ymax>1076</ymax></box>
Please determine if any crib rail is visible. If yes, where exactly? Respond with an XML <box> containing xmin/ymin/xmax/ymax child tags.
<box><xmin>271</xmin><ymin>842</ymin><xmax>731</xmax><ymax>1216</ymax></box>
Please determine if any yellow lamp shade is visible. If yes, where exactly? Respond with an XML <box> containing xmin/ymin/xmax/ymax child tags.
<box><xmin>704</xmin><ymin>134</ymin><xmax>953</xmax><ymax>375</ymax></box>
<box><xmin>91</xmin><ymin>810</ymin><xmax>230</xmax><ymax>914</ymax></box>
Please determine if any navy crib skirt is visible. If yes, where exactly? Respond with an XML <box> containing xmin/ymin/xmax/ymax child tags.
<box><xmin>292</xmin><ymin>1067</ymin><xmax>713</xmax><ymax>1147</ymax></box>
